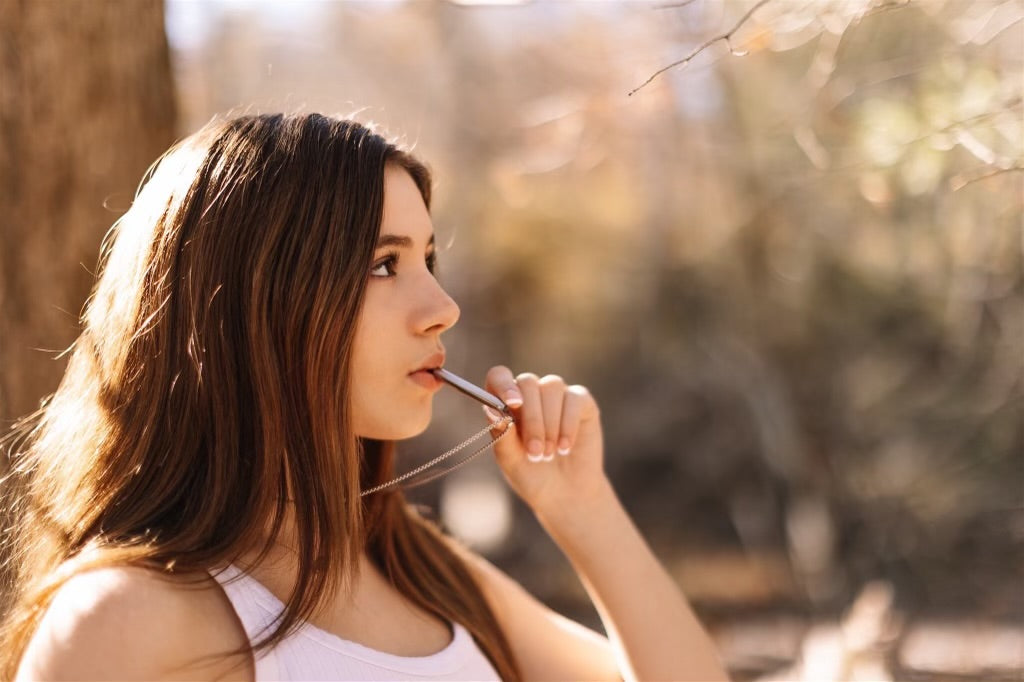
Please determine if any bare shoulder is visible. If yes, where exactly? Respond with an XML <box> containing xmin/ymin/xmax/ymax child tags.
<box><xmin>17</xmin><ymin>564</ymin><xmax>252</xmax><ymax>682</ymax></box>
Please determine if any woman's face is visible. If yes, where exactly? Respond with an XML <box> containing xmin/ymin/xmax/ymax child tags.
<box><xmin>349</xmin><ymin>165</ymin><xmax>461</xmax><ymax>440</ymax></box>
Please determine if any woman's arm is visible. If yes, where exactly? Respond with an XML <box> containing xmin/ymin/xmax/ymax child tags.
<box><xmin>536</xmin><ymin>480</ymin><xmax>729</xmax><ymax>682</ymax></box>
<box><xmin>448</xmin><ymin>539</ymin><xmax>622</xmax><ymax>681</ymax></box>
<box><xmin>480</xmin><ymin>366</ymin><xmax>730</xmax><ymax>682</ymax></box>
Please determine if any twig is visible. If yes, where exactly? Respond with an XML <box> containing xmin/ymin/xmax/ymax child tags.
<box><xmin>630</xmin><ymin>0</ymin><xmax>774</xmax><ymax>96</ymax></box>
<box><xmin>938</xmin><ymin>97</ymin><xmax>1023</xmax><ymax>134</ymax></box>
<box><xmin>636</xmin><ymin>0</ymin><xmax>918</xmax><ymax>98</ymax></box>
<box><xmin>654</xmin><ymin>0</ymin><xmax>701</xmax><ymax>9</ymax></box>
<box><xmin>861</xmin><ymin>0</ymin><xmax>913</xmax><ymax>20</ymax></box>
<box><xmin>951</xmin><ymin>165</ymin><xmax>1024</xmax><ymax>191</ymax></box>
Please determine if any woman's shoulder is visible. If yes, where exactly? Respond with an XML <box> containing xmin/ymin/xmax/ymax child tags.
<box><xmin>17</xmin><ymin>564</ymin><xmax>252</xmax><ymax>681</ymax></box>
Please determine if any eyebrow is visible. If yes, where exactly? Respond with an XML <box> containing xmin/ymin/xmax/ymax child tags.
<box><xmin>375</xmin><ymin>234</ymin><xmax>435</xmax><ymax>250</ymax></box>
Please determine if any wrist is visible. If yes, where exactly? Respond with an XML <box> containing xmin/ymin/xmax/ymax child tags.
<box><xmin>534</xmin><ymin>476</ymin><xmax>620</xmax><ymax>542</ymax></box>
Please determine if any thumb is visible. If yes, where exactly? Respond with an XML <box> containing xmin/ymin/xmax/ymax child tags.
<box><xmin>481</xmin><ymin>405</ymin><xmax>519</xmax><ymax>458</ymax></box>
<box><xmin>482</xmin><ymin>404</ymin><xmax>504</xmax><ymax>425</ymax></box>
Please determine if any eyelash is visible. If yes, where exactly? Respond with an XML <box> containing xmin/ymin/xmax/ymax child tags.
<box><xmin>370</xmin><ymin>250</ymin><xmax>437</xmax><ymax>278</ymax></box>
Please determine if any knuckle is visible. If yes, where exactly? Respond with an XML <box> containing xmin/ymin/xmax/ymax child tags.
<box><xmin>567</xmin><ymin>384</ymin><xmax>590</xmax><ymax>397</ymax></box>
<box><xmin>515</xmin><ymin>372</ymin><xmax>539</xmax><ymax>386</ymax></box>
<box><xmin>487</xmin><ymin>365</ymin><xmax>513</xmax><ymax>381</ymax></box>
<box><xmin>539</xmin><ymin>382</ymin><xmax>565</xmax><ymax>399</ymax></box>
<box><xmin>539</xmin><ymin>374</ymin><xmax>565</xmax><ymax>386</ymax></box>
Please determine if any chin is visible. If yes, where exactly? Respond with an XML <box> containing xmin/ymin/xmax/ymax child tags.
<box><xmin>360</xmin><ymin>406</ymin><xmax>433</xmax><ymax>441</ymax></box>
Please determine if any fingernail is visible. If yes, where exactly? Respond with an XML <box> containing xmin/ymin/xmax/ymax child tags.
<box><xmin>542</xmin><ymin>452</ymin><xmax>554</xmax><ymax>462</ymax></box>
<box><xmin>557</xmin><ymin>438</ymin><xmax>571</xmax><ymax>456</ymax></box>
<box><xmin>527</xmin><ymin>438</ymin><xmax>543</xmax><ymax>457</ymax></box>
<box><xmin>527</xmin><ymin>453</ymin><xmax>544</xmax><ymax>462</ymax></box>
<box><xmin>482</xmin><ymin>405</ymin><xmax>503</xmax><ymax>423</ymax></box>
<box><xmin>504</xmin><ymin>390</ymin><xmax>523</xmax><ymax>407</ymax></box>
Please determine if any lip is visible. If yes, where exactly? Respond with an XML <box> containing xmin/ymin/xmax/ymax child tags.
<box><xmin>408</xmin><ymin>369</ymin><xmax>442</xmax><ymax>391</ymax></box>
<box><xmin>410</xmin><ymin>351</ymin><xmax>446</xmax><ymax>375</ymax></box>
<box><xmin>408</xmin><ymin>350</ymin><xmax>445</xmax><ymax>392</ymax></box>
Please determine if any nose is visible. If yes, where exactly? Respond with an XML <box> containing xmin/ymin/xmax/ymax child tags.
<box><xmin>414</xmin><ymin>275</ymin><xmax>460</xmax><ymax>335</ymax></box>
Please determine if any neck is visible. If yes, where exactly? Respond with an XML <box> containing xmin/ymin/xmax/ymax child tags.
<box><xmin>233</xmin><ymin>502</ymin><xmax>371</xmax><ymax>595</ymax></box>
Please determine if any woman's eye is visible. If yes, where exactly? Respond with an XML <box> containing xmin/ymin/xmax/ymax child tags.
<box><xmin>370</xmin><ymin>255</ymin><xmax>397</xmax><ymax>278</ymax></box>
<box><xmin>369</xmin><ymin>251</ymin><xmax>436</xmax><ymax>278</ymax></box>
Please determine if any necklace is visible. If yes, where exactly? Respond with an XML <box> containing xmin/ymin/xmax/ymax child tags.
<box><xmin>360</xmin><ymin>414</ymin><xmax>515</xmax><ymax>496</ymax></box>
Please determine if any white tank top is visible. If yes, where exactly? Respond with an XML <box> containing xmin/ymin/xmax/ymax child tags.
<box><xmin>210</xmin><ymin>564</ymin><xmax>502</xmax><ymax>681</ymax></box>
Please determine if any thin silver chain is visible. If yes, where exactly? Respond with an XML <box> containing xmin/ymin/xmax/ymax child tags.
<box><xmin>360</xmin><ymin>415</ymin><xmax>515</xmax><ymax>496</ymax></box>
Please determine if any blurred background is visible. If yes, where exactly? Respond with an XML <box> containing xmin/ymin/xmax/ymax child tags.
<box><xmin>1</xmin><ymin>0</ymin><xmax>1021</xmax><ymax>679</ymax></box>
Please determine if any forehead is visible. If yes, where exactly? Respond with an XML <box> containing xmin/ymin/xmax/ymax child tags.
<box><xmin>380</xmin><ymin>165</ymin><xmax>433</xmax><ymax>246</ymax></box>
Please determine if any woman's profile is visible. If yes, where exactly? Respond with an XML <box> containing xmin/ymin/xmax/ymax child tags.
<box><xmin>0</xmin><ymin>113</ymin><xmax>729</xmax><ymax>681</ymax></box>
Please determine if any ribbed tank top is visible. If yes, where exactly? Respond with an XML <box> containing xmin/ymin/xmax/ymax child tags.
<box><xmin>210</xmin><ymin>564</ymin><xmax>501</xmax><ymax>681</ymax></box>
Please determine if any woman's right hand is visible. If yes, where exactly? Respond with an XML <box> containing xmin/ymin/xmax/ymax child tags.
<box><xmin>481</xmin><ymin>365</ymin><xmax>610</xmax><ymax>520</ymax></box>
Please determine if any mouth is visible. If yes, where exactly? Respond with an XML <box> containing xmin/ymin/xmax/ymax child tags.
<box><xmin>410</xmin><ymin>352</ymin><xmax>446</xmax><ymax>375</ymax></box>
<box><xmin>408</xmin><ymin>352</ymin><xmax>445</xmax><ymax>390</ymax></box>
<box><xmin>408</xmin><ymin>369</ymin><xmax>443</xmax><ymax>391</ymax></box>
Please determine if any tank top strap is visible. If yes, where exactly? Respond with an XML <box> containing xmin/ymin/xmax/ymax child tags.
<box><xmin>209</xmin><ymin>563</ymin><xmax>281</xmax><ymax>680</ymax></box>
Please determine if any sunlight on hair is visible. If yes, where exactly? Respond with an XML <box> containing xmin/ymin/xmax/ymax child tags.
<box><xmin>440</xmin><ymin>473</ymin><xmax>511</xmax><ymax>553</ymax></box>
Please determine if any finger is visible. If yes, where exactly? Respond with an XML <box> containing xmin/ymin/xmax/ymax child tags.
<box><xmin>557</xmin><ymin>385</ymin><xmax>591</xmax><ymax>455</ymax></box>
<box><xmin>482</xmin><ymin>404</ymin><xmax>516</xmax><ymax>441</ymax></box>
<box><xmin>538</xmin><ymin>375</ymin><xmax>567</xmax><ymax>461</ymax></box>
<box><xmin>482</xmin><ymin>404</ymin><xmax>504</xmax><ymax>424</ymax></box>
<box><xmin>483</xmin><ymin>403</ymin><xmax>514</xmax><ymax>428</ymax></box>
<box><xmin>513</xmin><ymin>373</ymin><xmax>545</xmax><ymax>462</ymax></box>
<box><xmin>484</xmin><ymin>365</ymin><xmax>523</xmax><ymax>409</ymax></box>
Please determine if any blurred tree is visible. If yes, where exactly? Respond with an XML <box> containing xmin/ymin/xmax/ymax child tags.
<box><xmin>0</xmin><ymin>0</ymin><xmax>177</xmax><ymax>426</ymax></box>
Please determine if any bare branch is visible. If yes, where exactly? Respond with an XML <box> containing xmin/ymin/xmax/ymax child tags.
<box><xmin>861</xmin><ymin>0</ymin><xmax>913</xmax><ymax>20</ymax></box>
<box><xmin>630</xmin><ymin>0</ymin><xmax>774</xmax><ymax>96</ymax></box>
<box><xmin>967</xmin><ymin>14</ymin><xmax>1023</xmax><ymax>47</ymax></box>
<box><xmin>891</xmin><ymin>97</ymin><xmax>1024</xmax><ymax>151</ymax></box>
<box><xmin>951</xmin><ymin>165</ymin><xmax>1024</xmax><ymax>191</ymax></box>
<box><xmin>635</xmin><ymin>0</ymin><xmax>920</xmax><ymax>98</ymax></box>
<box><xmin>937</xmin><ymin>96</ymin><xmax>1023</xmax><ymax>134</ymax></box>
<box><xmin>654</xmin><ymin>0</ymin><xmax>702</xmax><ymax>9</ymax></box>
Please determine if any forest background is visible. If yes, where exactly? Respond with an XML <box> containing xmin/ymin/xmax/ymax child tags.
<box><xmin>1</xmin><ymin>1</ymin><xmax>1021</xmax><ymax>680</ymax></box>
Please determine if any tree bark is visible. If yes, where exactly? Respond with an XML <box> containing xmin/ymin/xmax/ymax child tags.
<box><xmin>0</xmin><ymin>0</ymin><xmax>177</xmax><ymax>427</ymax></box>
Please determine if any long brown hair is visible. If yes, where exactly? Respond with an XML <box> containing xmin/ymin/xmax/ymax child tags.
<box><xmin>0</xmin><ymin>113</ymin><xmax>520</xmax><ymax>680</ymax></box>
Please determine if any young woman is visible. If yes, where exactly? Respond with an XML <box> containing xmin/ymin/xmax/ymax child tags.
<box><xmin>0</xmin><ymin>113</ymin><xmax>729</xmax><ymax>681</ymax></box>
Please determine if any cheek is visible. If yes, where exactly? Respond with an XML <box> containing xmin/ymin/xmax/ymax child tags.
<box><xmin>348</xmin><ymin>347</ymin><xmax>389</xmax><ymax>437</ymax></box>
<box><xmin>348</xmin><ymin>303</ymin><xmax>403</xmax><ymax>433</ymax></box>
<box><xmin>350</xmin><ymin>330</ymin><xmax>380</xmax><ymax>406</ymax></box>
<box><xmin>352</xmin><ymin>306</ymin><xmax>394</xmax><ymax>377</ymax></box>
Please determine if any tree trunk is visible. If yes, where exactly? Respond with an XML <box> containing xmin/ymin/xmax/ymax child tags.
<box><xmin>0</xmin><ymin>0</ymin><xmax>177</xmax><ymax>428</ymax></box>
